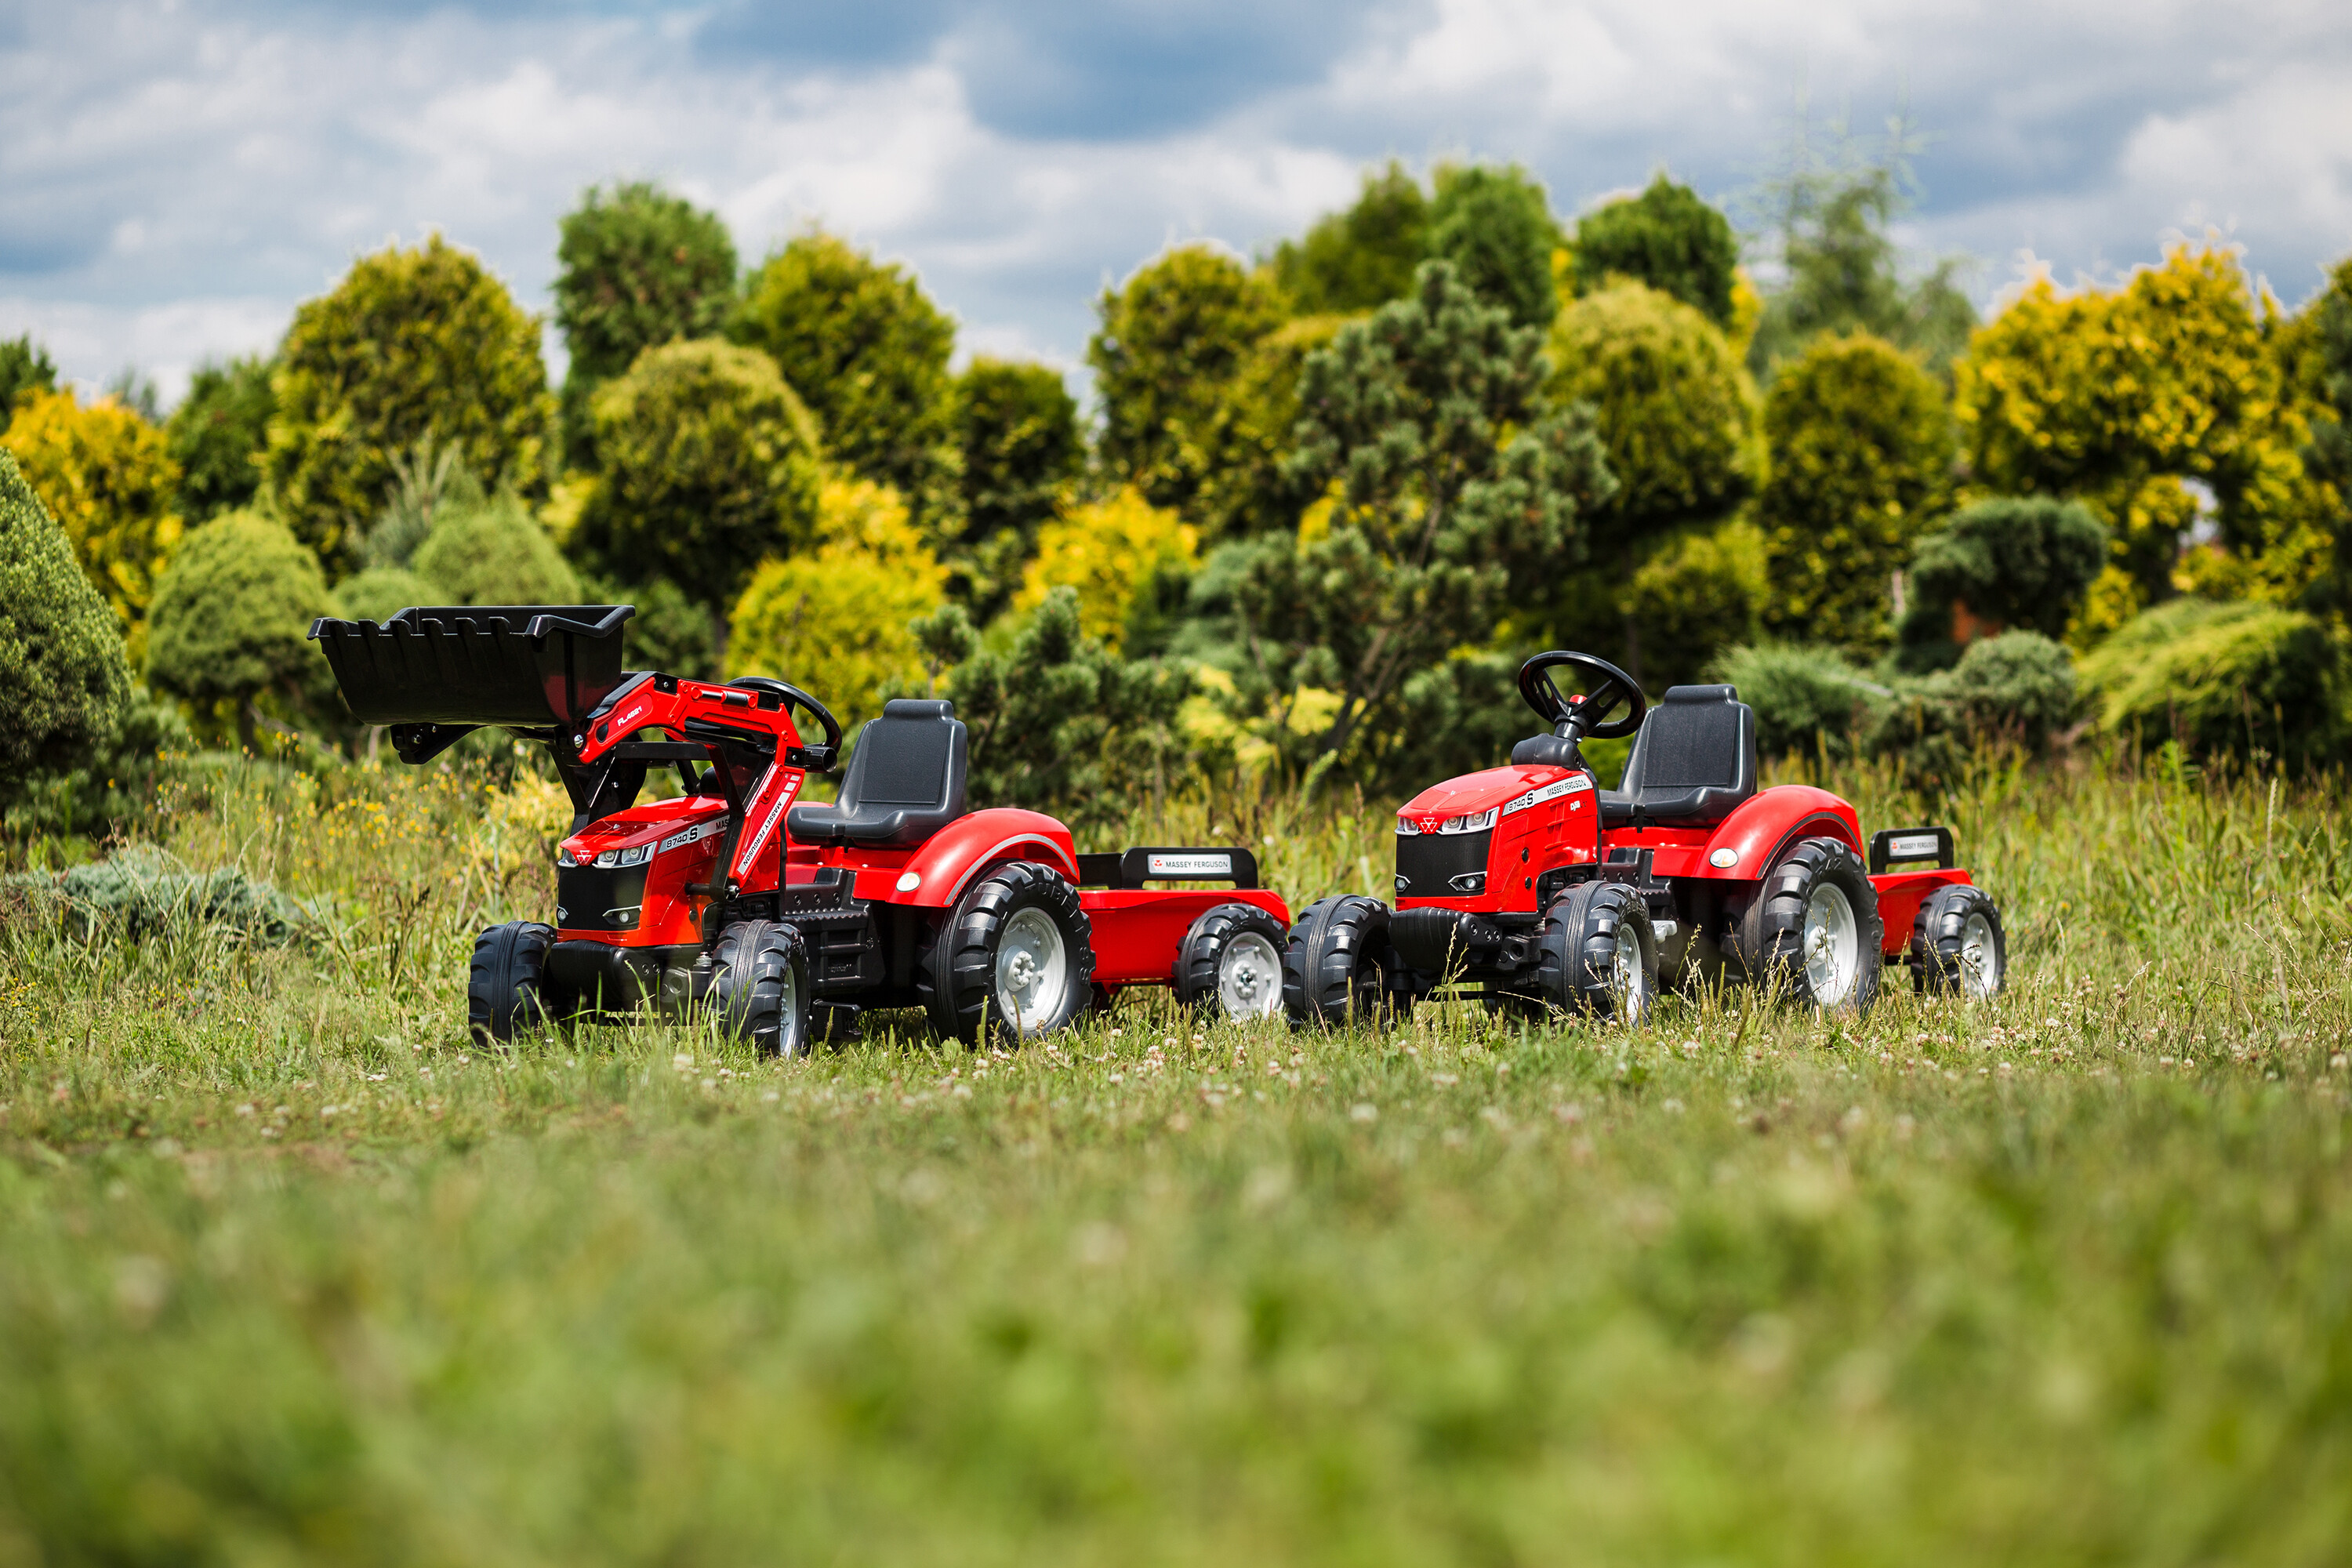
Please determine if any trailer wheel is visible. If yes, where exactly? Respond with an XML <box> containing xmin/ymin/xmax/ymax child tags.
<box><xmin>1282</xmin><ymin>895</ymin><xmax>1397</xmax><ymax>1029</ymax></box>
<box><xmin>467</xmin><ymin>920</ymin><xmax>566</xmax><ymax>1044</ymax></box>
<box><xmin>709</xmin><ymin>919</ymin><xmax>815</xmax><ymax>1057</ymax></box>
<box><xmin>1911</xmin><ymin>884</ymin><xmax>2006</xmax><ymax>1000</ymax></box>
<box><xmin>1174</xmin><ymin>902</ymin><xmax>1288</xmax><ymax>1022</ymax></box>
<box><xmin>1739</xmin><ymin>837</ymin><xmax>1883</xmax><ymax>1015</ymax></box>
<box><xmin>1535</xmin><ymin>882</ymin><xmax>1657</xmax><ymax>1024</ymax></box>
<box><xmin>920</xmin><ymin>862</ymin><xmax>1094</xmax><ymax>1045</ymax></box>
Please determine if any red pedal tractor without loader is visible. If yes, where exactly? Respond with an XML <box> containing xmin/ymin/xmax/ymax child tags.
<box><xmin>312</xmin><ymin>604</ymin><xmax>1292</xmax><ymax>1053</ymax></box>
<box><xmin>1282</xmin><ymin>651</ymin><xmax>2006</xmax><ymax>1026</ymax></box>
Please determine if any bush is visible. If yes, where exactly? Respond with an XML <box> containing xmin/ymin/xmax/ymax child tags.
<box><xmin>1626</xmin><ymin>518</ymin><xmax>1768</xmax><ymax>689</ymax></box>
<box><xmin>1</xmin><ymin>387</ymin><xmax>183</xmax><ymax>648</ymax></box>
<box><xmin>9</xmin><ymin>847</ymin><xmax>310</xmax><ymax>945</ymax></box>
<box><xmin>1872</xmin><ymin>631</ymin><xmax>2080</xmax><ymax>784</ymax></box>
<box><xmin>1707</xmin><ymin>643</ymin><xmax>1887</xmax><ymax>758</ymax></box>
<box><xmin>1012</xmin><ymin>488</ymin><xmax>1197</xmax><ymax>653</ymax></box>
<box><xmin>264</xmin><ymin>234</ymin><xmax>554</xmax><ymax>577</ymax></box>
<box><xmin>2076</xmin><ymin>597</ymin><xmax>2347</xmax><ymax>766</ymax></box>
<box><xmin>0</xmin><ymin>449</ymin><xmax>132</xmax><ymax>804</ymax></box>
<box><xmin>575</xmin><ymin>339</ymin><xmax>822</xmax><ymax>626</ymax></box>
<box><xmin>1896</xmin><ymin>497</ymin><xmax>2108</xmax><ymax>671</ymax></box>
<box><xmin>411</xmin><ymin>491</ymin><xmax>581</xmax><ymax>607</ymax></box>
<box><xmin>336</xmin><ymin>568</ymin><xmax>433</xmax><ymax>627</ymax></box>
<box><xmin>727</xmin><ymin>478</ymin><xmax>944</xmax><ymax>728</ymax></box>
<box><xmin>0</xmin><ymin>689</ymin><xmax>190</xmax><ymax>842</ymax></box>
<box><xmin>146</xmin><ymin>510</ymin><xmax>336</xmax><ymax>752</ymax></box>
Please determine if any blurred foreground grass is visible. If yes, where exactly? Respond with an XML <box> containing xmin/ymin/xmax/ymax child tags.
<box><xmin>2</xmin><ymin>746</ymin><xmax>2350</xmax><ymax>1564</ymax></box>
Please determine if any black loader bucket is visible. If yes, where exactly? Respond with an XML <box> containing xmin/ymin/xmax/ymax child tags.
<box><xmin>309</xmin><ymin>604</ymin><xmax>634</xmax><ymax>731</ymax></box>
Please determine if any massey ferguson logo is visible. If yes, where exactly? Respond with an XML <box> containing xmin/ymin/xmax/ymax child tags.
<box><xmin>1410</xmin><ymin>815</ymin><xmax>1443</xmax><ymax>833</ymax></box>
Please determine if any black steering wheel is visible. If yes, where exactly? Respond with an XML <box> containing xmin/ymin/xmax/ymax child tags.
<box><xmin>1518</xmin><ymin>651</ymin><xmax>1646</xmax><ymax>741</ymax></box>
<box><xmin>728</xmin><ymin>677</ymin><xmax>844</xmax><ymax>769</ymax></box>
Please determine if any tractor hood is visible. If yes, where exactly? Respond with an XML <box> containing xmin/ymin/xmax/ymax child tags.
<box><xmin>1396</xmin><ymin>764</ymin><xmax>1588</xmax><ymax>834</ymax></box>
<box><xmin>558</xmin><ymin>794</ymin><xmax>727</xmax><ymax>862</ymax></box>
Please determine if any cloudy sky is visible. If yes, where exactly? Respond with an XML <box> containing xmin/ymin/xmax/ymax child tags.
<box><xmin>4</xmin><ymin>0</ymin><xmax>2348</xmax><ymax>406</ymax></box>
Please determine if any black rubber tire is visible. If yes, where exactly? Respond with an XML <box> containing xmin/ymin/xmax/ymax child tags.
<box><xmin>1534</xmin><ymin>881</ymin><xmax>1657</xmax><ymax>1024</ymax></box>
<box><xmin>1281</xmin><ymin>895</ymin><xmax>1396</xmax><ymax>1029</ymax></box>
<box><xmin>1911</xmin><ymin>884</ymin><xmax>2007</xmax><ymax>1000</ymax></box>
<box><xmin>709</xmin><ymin>918</ymin><xmax>815</xmax><ymax>1056</ymax></box>
<box><xmin>467</xmin><ymin>920</ymin><xmax>564</xmax><ymax>1044</ymax></box>
<box><xmin>917</xmin><ymin>862</ymin><xmax>1094</xmax><ymax>1046</ymax></box>
<box><xmin>1174</xmin><ymin>902</ymin><xmax>1290</xmax><ymax>1022</ymax></box>
<box><xmin>1737</xmin><ymin>836</ymin><xmax>1884</xmax><ymax>1015</ymax></box>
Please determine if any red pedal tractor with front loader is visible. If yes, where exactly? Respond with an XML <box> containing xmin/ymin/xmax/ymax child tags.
<box><xmin>312</xmin><ymin>604</ymin><xmax>1291</xmax><ymax>1053</ymax></box>
<box><xmin>1282</xmin><ymin>651</ymin><xmax>2007</xmax><ymax>1026</ymax></box>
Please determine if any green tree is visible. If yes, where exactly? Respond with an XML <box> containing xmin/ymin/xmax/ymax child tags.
<box><xmin>166</xmin><ymin>356</ymin><xmax>275</xmax><ymax>521</ymax></box>
<box><xmin>554</xmin><ymin>181</ymin><xmax>738</xmax><ymax>469</ymax></box>
<box><xmin>1269</xmin><ymin>162</ymin><xmax>1429</xmax><ymax>314</ymax></box>
<box><xmin>572</xmin><ymin>339</ymin><xmax>822</xmax><ymax>630</ymax></box>
<box><xmin>2</xmin><ymin>387</ymin><xmax>183</xmax><ymax>650</ymax></box>
<box><xmin>2295</xmin><ymin>256</ymin><xmax>2352</xmax><ymax>613</ymax></box>
<box><xmin>948</xmin><ymin>358</ymin><xmax>1081</xmax><ymax>615</ymax></box>
<box><xmin>1758</xmin><ymin>332</ymin><xmax>1955</xmax><ymax>651</ymax></box>
<box><xmin>1572</xmin><ymin>174</ymin><xmax>1740</xmax><ymax>329</ymax></box>
<box><xmin>731</xmin><ymin>232</ymin><xmax>956</xmax><ymax>518</ymax></box>
<box><xmin>1746</xmin><ymin>126</ymin><xmax>1976</xmax><ymax>381</ymax></box>
<box><xmin>263</xmin><ymin>234</ymin><xmax>554</xmax><ymax>579</ymax></box>
<box><xmin>1895</xmin><ymin>497</ymin><xmax>2108</xmax><ymax>670</ymax></box>
<box><xmin>0</xmin><ymin>335</ymin><xmax>58</xmax><ymax>426</ymax></box>
<box><xmin>1090</xmin><ymin>244</ymin><xmax>1287</xmax><ymax>524</ymax></box>
<box><xmin>145</xmin><ymin>510</ymin><xmax>333</xmax><ymax>753</ymax></box>
<box><xmin>1425</xmin><ymin>163</ymin><xmax>1565</xmax><ymax>331</ymax></box>
<box><xmin>0</xmin><ymin>449</ymin><xmax>132</xmax><ymax>800</ymax></box>
<box><xmin>1228</xmin><ymin>261</ymin><xmax>1613</xmax><ymax>785</ymax></box>
<box><xmin>412</xmin><ymin>491</ymin><xmax>582</xmax><ymax>608</ymax></box>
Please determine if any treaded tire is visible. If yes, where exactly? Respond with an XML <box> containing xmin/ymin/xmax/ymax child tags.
<box><xmin>709</xmin><ymin>918</ymin><xmax>815</xmax><ymax>1056</ymax></box>
<box><xmin>467</xmin><ymin>920</ymin><xmax>563</xmax><ymax>1044</ymax></box>
<box><xmin>1738</xmin><ymin>836</ymin><xmax>1884</xmax><ymax>1015</ymax></box>
<box><xmin>918</xmin><ymin>862</ymin><xmax>1094</xmax><ymax>1045</ymax></box>
<box><xmin>1282</xmin><ymin>895</ymin><xmax>1396</xmax><ymax>1029</ymax></box>
<box><xmin>1174</xmin><ymin>902</ymin><xmax>1289</xmax><ymax>1022</ymax></box>
<box><xmin>1534</xmin><ymin>881</ymin><xmax>1657</xmax><ymax>1024</ymax></box>
<box><xmin>1911</xmin><ymin>884</ymin><xmax>2007</xmax><ymax>1000</ymax></box>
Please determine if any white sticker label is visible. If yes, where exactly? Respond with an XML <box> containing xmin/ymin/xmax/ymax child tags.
<box><xmin>1500</xmin><ymin>774</ymin><xmax>1595</xmax><ymax>817</ymax></box>
<box><xmin>1146</xmin><ymin>852</ymin><xmax>1232</xmax><ymax>877</ymax></box>
<box><xmin>733</xmin><ymin>770</ymin><xmax>800</xmax><ymax>874</ymax></box>
<box><xmin>1889</xmin><ymin>833</ymin><xmax>1942</xmax><ymax>859</ymax></box>
<box><xmin>657</xmin><ymin>820</ymin><xmax>719</xmax><ymax>855</ymax></box>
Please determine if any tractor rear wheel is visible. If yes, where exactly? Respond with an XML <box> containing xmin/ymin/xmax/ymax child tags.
<box><xmin>1739</xmin><ymin>837</ymin><xmax>1883</xmax><ymax>1015</ymax></box>
<box><xmin>920</xmin><ymin>862</ymin><xmax>1094</xmax><ymax>1045</ymax></box>
<box><xmin>1174</xmin><ymin>902</ymin><xmax>1289</xmax><ymax>1022</ymax></box>
<box><xmin>1535</xmin><ymin>881</ymin><xmax>1657</xmax><ymax>1024</ymax></box>
<box><xmin>709</xmin><ymin>918</ymin><xmax>815</xmax><ymax>1056</ymax></box>
<box><xmin>467</xmin><ymin>920</ymin><xmax>567</xmax><ymax>1044</ymax></box>
<box><xmin>1282</xmin><ymin>895</ymin><xmax>1399</xmax><ymax>1029</ymax></box>
<box><xmin>1911</xmin><ymin>884</ymin><xmax>2006</xmax><ymax>1000</ymax></box>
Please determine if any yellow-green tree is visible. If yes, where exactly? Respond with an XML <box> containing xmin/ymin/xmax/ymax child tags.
<box><xmin>1954</xmin><ymin>244</ymin><xmax>2321</xmax><ymax>628</ymax></box>
<box><xmin>264</xmin><ymin>234</ymin><xmax>554</xmax><ymax>578</ymax></box>
<box><xmin>1013</xmin><ymin>488</ymin><xmax>1199</xmax><ymax>652</ymax></box>
<box><xmin>2</xmin><ymin>387</ymin><xmax>183</xmax><ymax>651</ymax></box>
<box><xmin>1758</xmin><ymin>332</ymin><xmax>1955</xmax><ymax>651</ymax></box>
<box><xmin>726</xmin><ymin>476</ymin><xmax>944</xmax><ymax>727</ymax></box>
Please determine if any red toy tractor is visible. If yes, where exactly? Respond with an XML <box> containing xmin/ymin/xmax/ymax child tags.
<box><xmin>312</xmin><ymin>605</ymin><xmax>1291</xmax><ymax>1052</ymax></box>
<box><xmin>1281</xmin><ymin>651</ymin><xmax>2006</xmax><ymax>1025</ymax></box>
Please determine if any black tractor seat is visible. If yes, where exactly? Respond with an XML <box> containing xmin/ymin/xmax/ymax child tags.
<box><xmin>1596</xmin><ymin>684</ymin><xmax>1758</xmax><ymax>828</ymax></box>
<box><xmin>786</xmin><ymin>699</ymin><xmax>967</xmax><ymax>848</ymax></box>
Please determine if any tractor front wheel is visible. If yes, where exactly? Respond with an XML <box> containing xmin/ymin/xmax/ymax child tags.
<box><xmin>1535</xmin><ymin>881</ymin><xmax>1657</xmax><ymax>1024</ymax></box>
<box><xmin>467</xmin><ymin>920</ymin><xmax>568</xmax><ymax>1044</ymax></box>
<box><xmin>1739</xmin><ymin>837</ymin><xmax>1883</xmax><ymax>1015</ymax></box>
<box><xmin>1283</xmin><ymin>895</ymin><xmax>1399</xmax><ymax>1029</ymax></box>
<box><xmin>709</xmin><ymin>918</ymin><xmax>815</xmax><ymax>1057</ymax></box>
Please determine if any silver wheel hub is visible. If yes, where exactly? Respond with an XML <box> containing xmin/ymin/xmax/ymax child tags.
<box><xmin>1802</xmin><ymin>881</ymin><xmax>1860</xmax><ymax>1006</ymax></box>
<box><xmin>996</xmin><ymin>906</ymin><xmax>1068</xmax><ymax>1035</ymax></box>
<box><xmin>1217</xmin><ymin>931</ymin><xmax>1283</xmax><ymax>1020</ymax></box>
<box><xmin>1957</xmin><ymin>910</ymin><xmax>2000</xmax><ymax>1000</ymax></box>
<box><xmin>1610</xmin><ymin>927</ymin><xmax>1649</xmax><ymax>1017</ymax></box>
<box><xmin>776</xmin><ymin>959</ymin><xmax>800</xmax><ymax>1054</ymax></box>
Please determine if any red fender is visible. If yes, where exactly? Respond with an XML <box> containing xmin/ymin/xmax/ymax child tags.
<box><xmin>1645</xmin><ymin>785</ymin><xmax>1861</xmax><ymax>881</ymax></box>
<box><xmin>852</xmin><ymin>808</ymin><xmax>1080</xmax><ymax>907</ymax></box>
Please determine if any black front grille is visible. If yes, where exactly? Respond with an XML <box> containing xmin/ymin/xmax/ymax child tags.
<box><xmin>557</xmin><ymin>863</ymin><xmax>650</xmax><ymax>932</ymax></box>
<box><xmin>1395</xmin><ymin>829</ymin><xmax>1492</xmax><ymax>898</ymax></box>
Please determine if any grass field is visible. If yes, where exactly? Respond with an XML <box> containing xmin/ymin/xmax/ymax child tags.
<box><xmin>4</xmin><ymin>746</ymin><xmax>2350</xmax><ymax>1565</ymax></box>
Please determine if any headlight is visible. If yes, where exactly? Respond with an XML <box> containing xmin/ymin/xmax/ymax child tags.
<box><xmin>1396</xmin><ymin>815</ymin><xmax>1421</xmax><ymax>836</ymax></box>
<box><xmin>1439</xmin><ymin>808</ymin><xmax>1497</xmax><ymax>834</ymax></box>
<box><xmin>592</xmin><ymin>844</ymin><xmax>654</xmax><ymax>869</ymax></box>
<box><xmin>556</xmin><ymin>848</ymin><xmax>579</xmax><ymax>868</ymax></box>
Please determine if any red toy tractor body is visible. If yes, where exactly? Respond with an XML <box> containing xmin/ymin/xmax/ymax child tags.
<box><xmin>312</xmin><ymin>605</ymin><xmax>1290</xmax><ymax>1052</ymax></box>
<box><xmin>1283</xmin><ymin>652</ymin><xmax>2006</xmax><ymax>1024</ymax></box>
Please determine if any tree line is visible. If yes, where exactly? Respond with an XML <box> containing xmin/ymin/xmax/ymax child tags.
<box><xmin>3</xmin><ymin>142</ymin><xmax>2350</xmax><ymax>837</ymax></box>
